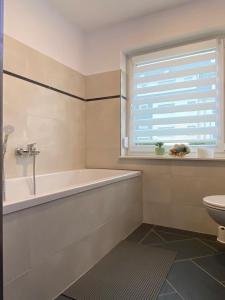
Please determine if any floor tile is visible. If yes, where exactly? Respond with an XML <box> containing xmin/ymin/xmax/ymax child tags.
<box><xmin>161</xmin><ymin>238</ymin><xmax>216</xmax><ymax>260</ymax></box>
<box><xmin>126</xmin><ymin>223</ymin><xmax>153</xmax><ymax>243</ymax></box>
<box><xmin>201</xmin><ymin>239</ymin><xmax>225</xmax><ymax>253</ymax></box>
<box><xmin>155</xmin><ymin>226</ymin><xmax>215</xmax><ymax>241</ymax></box>
<box><xmin>55</xmin><ymin>295</ymin><xmax>74</xmax><ymax>300</ymax></box>
<box><xmin>157</xmin><ymin>293</ymin><xmax>182</xmax><ymax>299</ymax></box>
<box><xmin>155</xmin><ymin>229</ymin><xmax>192</xmax><ymax>242</ymax></box>
<box><xmin>159</xmin><ymin>280</ymin><xmax>175</xmax><ymax>295</ymax></box>
<box><xmin>194</xmin><ymin>253</ymin><xmax>225</xmax><ymax>282</ymax></box>
<box><xmin>167</xmin><ymin>261</ymin><xmax>225</xmax><ymax>299</ymax></box>
<box><xmin>58</xmin><ymin>224</ymin><xmax>224</xmax><ymax>300</ymax></box>
<box><xmin>142</xmin><ymin>231</ymin><xmax>164</xmax><ymax>245</ymax></box>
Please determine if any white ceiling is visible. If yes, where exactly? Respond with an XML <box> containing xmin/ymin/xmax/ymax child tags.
<box><xmin>47</xmin><ymin>0</ymin><xmax>195</xmax><ymax>32</ymax></box>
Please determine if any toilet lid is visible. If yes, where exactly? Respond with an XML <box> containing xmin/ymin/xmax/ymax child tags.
<box><xmin>203</xmin><ymin>195</ymin><xmax>225</xmax><ymax>210</ymax></box>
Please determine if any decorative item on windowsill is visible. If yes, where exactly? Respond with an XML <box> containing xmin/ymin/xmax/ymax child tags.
<box><xmin>155</xmin><ymin>142</ymin><xmax>165</xmax><ymax>155</ymax></box>
<box><xmin>169</xmin><ymin>144</ymin><xmax>190</xmax><ymax>157</ymax></box>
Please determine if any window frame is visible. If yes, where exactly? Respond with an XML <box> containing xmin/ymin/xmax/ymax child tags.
<box><xmin>126</xmin><ymin>39</ymin><xmax>225</xmax><ymax>156</ymax></box>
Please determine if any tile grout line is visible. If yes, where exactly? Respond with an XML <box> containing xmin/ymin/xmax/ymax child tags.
<box><xmin>61</xmin><ymin>294</ymin><xmax>76</xmax><ymax>300</ymax></box>
<box><xmin>154</xmin><ymin>227</ymin><xmax>216</xmax><ymax>239</ymax></box>
<box><xmin>152</xmin><ymin>229</ymin><xmax>168</xmax><ymax>243</ymax></box>
<box><xmin>175</xmin><ymin>252</ymin><xmax>222</xmax><ymax>263</ymax></box>
<box><xmin>165</xmin><ymin>237</ymin><xmax>207</xmax><ymax>244</ymax></box>
<box><xmin>156</xmin><ymin>236</ymin><xmax>208</xmax><ymax>245</ymax></box>
<box><xmin>166</xmin><ymin>280</ymin><xmax>185</xmax><ymax>300</ymax></box>
<box><xmin>191</xmin><ymin>260</ymin><xmax>225</xmax><ymax>287</ymax></box>
<box><xmin>196</xmin><ymin>237</ymin><xmax>220</xmax><ymax>252</ymax></box>
<box><xmin>137</xmin><ymin>227</ymin><xmax>154</xmax><ymax>244</ymax></box>
<box><xmin>155</xmin><ymin>230</ymin><xmax>191</xmax><ymax>242</ymax></box>
<box><xmin>159</xmin><ymin>290</ymin><xmax>177</xmax><ymax>297</ymax></box>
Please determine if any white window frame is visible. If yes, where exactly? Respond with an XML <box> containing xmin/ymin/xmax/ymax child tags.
<box><xmin>126</xmin><ymin>39</ymin><xmax>225</xmax><ymax>156</ymax></box>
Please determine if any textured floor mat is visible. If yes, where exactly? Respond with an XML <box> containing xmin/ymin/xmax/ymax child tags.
<box><xmin>64</xmin><ymin>241</ymin><xmax>176</xmax><ymax>300</ymax></box>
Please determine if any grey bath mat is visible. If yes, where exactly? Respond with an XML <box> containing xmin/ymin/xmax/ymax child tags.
<box><xmin>64</xmin><ymin>241</ymin><xmax>176</xmax><ymax>300</ymax></box>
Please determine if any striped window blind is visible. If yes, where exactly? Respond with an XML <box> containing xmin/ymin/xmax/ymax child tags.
<box><xmin>128</xmin><ymin>39</ymin><xmax>224</xmax><ymax>153</ymax></box>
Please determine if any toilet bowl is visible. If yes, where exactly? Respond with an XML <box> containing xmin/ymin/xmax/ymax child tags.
<box><xmin>203</xmin><ymin>195</ymin><xmax>225</xmax><ymax>243</ymax></box>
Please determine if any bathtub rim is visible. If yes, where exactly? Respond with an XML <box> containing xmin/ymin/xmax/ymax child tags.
<box><xmin>3</xmin><ymin>169</ymin><xmax>142</xmax><ymax>215</ymax></box>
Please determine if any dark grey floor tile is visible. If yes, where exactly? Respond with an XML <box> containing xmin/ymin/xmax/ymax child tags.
<box><xmin>167</xmin><ymin>261</ymin><xmax>225</xmax><ymax>300</ymax></box>
<box><xmin>155</xmin><ymin>226</ymin><xmax>215</xmax><ymax>241</ymax></box>
<box><xmin>194</xmin><ymin>253</ymin><xmax>225</xmax><ymax>282</ymax></box>
<box><xmin>157</xmin><ymin>293</ymin><xmax>182</xmax><ymax>299</ymax></box>
<box><xmin>55</xmin><ymin>295</ymin><xmax>73</xmax><ymax>300</ymax></box>
<box><xmin>159</xmin><ymin>280</ymin><xmax>175</xmax><ymax>295</ymax></box>
<box><xmin>155</xmin><ymin>229</ymin><xmax>193</xmax><ymax>242</ymax></box>
<box><xmin>161</xmin><ymin>238</ymin><xmax>216</xmax><ymax>260</ymax></box>
<box><xmin>126</xmin><ymin>223</ymin><xmax>153</xmax><ymax>243</ymax></box>
<box><xmin>142</xmin><ymin>231</ymin><xmax>164</xmax><ymax>245</ymax></box>
<box><xmin>201</xmin><ymin>239</ymin><xmax>225</xmax><ymax>253</ymax></box>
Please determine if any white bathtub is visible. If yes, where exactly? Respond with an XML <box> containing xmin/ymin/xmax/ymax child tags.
<box><xmin>4</xmin><ymin>168</ymin><xmax>141</xmax><ymax>215</ymax></box>
<box><xmin>4</xmin><ymin>168</ymin><xmax>142</xmax><ymax>300</ymax></box>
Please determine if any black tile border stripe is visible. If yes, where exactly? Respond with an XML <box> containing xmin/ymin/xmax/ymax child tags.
<box><xmin>86</xmin><ymin>95</ymin><xmax>121</xmax><ymax>101</ymax></box>
<box><xmin>3</xmin><ymin>70</ymin><xmax>127</xmax><ymax>102</ymax></box>
<box><xmin>3</xmin><ymin>70</ymin><xmax>86</xmax><ymax>101</ymax></box>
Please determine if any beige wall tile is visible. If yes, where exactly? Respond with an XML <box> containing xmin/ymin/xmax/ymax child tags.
<box><xmin>143</xmin><ymin>202</ymin><xmax>217</xmax><ymax>235</ymax></box>
<box><xmin>86</xmin><ymin>96</ymin><xmax>221</xmax><ymax>235</ymax></box>
<box><xmin>4</xmin><ymin>75</ymin><xmax>86</xmax><ymax>178</ymax></box>
<box><xmin>86</xmin><ymin>98</ymin><xmax>121</xmax><ymax>150</ymax></box>
<box><xmin>85</xmin><ymin>70</ymin><xmax>121</xmax><ymax>99</ymax></box>
<box><xmin>4</xmin><ymin>35</ymin><xmax>85</xmax><ymax>99</ymax></box>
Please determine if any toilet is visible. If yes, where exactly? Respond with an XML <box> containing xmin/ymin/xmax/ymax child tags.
<box><xmin>203</xmin><ymin>195</ymin><xmax>225</xmax><ymax>243</ymax></box>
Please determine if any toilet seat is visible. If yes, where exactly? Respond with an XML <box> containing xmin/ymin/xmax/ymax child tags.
<box><xmin>203</xmin><ymin>195</ymin><xmax>225</xmax><ymax>211</ymax></box>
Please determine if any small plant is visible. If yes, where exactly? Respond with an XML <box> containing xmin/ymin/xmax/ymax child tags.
<box><xmin>155</xmin><ymin>142</ymin><xmax>164</xmax><ymax>148</ymax></box>
<box><xmin>155</xmin><ymin>142</ymin><xmax>165</xmax><ymax>155</ymax></box>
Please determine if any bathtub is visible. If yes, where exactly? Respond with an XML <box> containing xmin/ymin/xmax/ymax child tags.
<box><xmin>4</xmin><ymin>168</ymin><xmax>142</xmax><ymax>300</ymax></box>
<box><xmin>4</xmin><ymin>168</ymin><xmax>141</xmax><ymax>215</ymax></box>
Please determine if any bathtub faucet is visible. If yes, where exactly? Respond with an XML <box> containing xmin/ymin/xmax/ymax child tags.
<box><xmin>15</xmin><ymin>143</ymin><xmax>40</xmax><ymax>195</ymax></box>
<box><xmin>15</xmin><ymin>143</ymin><xmax>40</xmax><ymax>156</ymax></box>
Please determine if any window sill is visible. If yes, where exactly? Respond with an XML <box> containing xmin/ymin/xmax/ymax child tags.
<box><xmin>119</xmin><ymin>153</ymin><xmax>225</xmax><ymax>161</ymax></box>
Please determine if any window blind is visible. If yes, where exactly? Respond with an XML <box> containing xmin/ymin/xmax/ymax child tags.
<box><xmin>129</xmin><ymin>40</ymin><xmax>223</xmax><ymax>152</ymax></box>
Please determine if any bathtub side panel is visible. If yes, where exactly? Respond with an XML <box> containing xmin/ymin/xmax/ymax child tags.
<box><xmin>3</xmin><ymin>176</ymin><xmax>142</xmax><ymax>300</ymax></box>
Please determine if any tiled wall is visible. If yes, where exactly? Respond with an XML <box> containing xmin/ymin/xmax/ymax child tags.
<box><xmin>3</xmin><ymin>35</ymin><xmax>86</xmax><ymax>178</ymax></box>
<box><xmin>4</xmin><ymin>35</ymin><xmax>225</xmax><ymax>235</ymax></box>
<box><xmin>85</xmin><ymin>70</ymin><xmax>121</xmax><ymax>99</ymax></box>
<box><xmin>85</xmin><ymin>70</ymin><xmax>225</xmax><ymax>235</ymax></box>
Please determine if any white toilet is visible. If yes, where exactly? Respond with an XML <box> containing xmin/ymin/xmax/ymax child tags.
<box><xmin>203</xmin><ymin>195</ymin><xmax>225</xmax><ymax>243</ymax></box>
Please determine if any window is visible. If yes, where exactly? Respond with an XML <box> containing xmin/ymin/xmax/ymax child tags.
<box><xmin>128</xmin><ymin>39</ymin><xmax>224</xmax><ymax>154</ymax></box>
